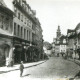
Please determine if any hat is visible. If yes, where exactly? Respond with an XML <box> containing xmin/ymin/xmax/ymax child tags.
<box><xmin>21</xmin><ymin>61</ymin><xmax>23</xmax><ymax>63</ymax></box>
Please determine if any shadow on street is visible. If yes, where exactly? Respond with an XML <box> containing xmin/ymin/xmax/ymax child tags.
<box><xmin>22</xmin><ymin>74</ymin><xmax>30</xmax><ymax>77</ymax></box>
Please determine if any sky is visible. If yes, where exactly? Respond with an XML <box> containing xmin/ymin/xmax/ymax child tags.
<box><xmin>4</xmin><ymin>0</ymin><xmax>80</xmax><ymax>43</ymax></box>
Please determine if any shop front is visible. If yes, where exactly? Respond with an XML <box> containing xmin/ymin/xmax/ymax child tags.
<box><xmin>13</xmin><ymin>37</ymin><xmax>30</xmax><ymax>64</ymax></box>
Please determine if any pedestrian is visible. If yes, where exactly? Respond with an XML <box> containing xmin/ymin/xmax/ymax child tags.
<box><xmin>19</xmin><ymin>61</ymin><xmax>24</xmax><ymax>77</ymax></box>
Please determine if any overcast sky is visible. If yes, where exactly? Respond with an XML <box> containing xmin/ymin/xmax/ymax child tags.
<box><xmin>4</xmin><ymin>0</ymin><xmax>80</xmax><ymax>43</ymax></box>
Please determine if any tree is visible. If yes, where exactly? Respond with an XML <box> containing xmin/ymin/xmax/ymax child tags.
<box><xmin>43</xmin><ymin>41</ymin><xmax>52</xmax><ymax>50</ymax></box>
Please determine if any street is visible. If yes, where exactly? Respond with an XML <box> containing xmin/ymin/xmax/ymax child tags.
<box><xmin>0</xmin><ymin>57</ymin><xmax>80</xmax><ymax>80</ymax></box>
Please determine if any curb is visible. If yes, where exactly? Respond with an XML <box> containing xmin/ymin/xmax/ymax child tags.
<box><xmin>68</xmin><ymin>59</ymin><xmax>80</xmax><ymax>66</ymax></box>
<box><xmin>0</xmin><ymin>60</ymin><xmax>47</xmax><ymax>74</ymax></box>
<box><xmin>68</xmin><ymin>59</ymin><xmax>80</xmax><ymax>79</ymax></box>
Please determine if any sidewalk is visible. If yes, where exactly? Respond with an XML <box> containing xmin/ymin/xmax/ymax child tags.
<box><xmin>68</xmin><ymin>58</ymin><xmax>80</xmax><ymax>66</ymax></box>
<box><xmin>0</xmin><ymin>60</ymin><xmax>46</xmax><ymax>74</ymax></box>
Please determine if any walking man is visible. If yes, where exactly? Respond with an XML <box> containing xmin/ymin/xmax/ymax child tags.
<box><xmin>19</xmin><ymin>61</ymin><xmax>24</xmax><ymax>77</ymax></box>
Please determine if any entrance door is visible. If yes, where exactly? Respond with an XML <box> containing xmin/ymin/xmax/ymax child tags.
<box><xmin>0</xmin><ymin>44</ymin><xmax>10</xmax><ymax>66</ymax></box>
<box><xmin>14</xmin><ymin>45</ymin><xmax>22</xmax><ymax>63</ymax></box>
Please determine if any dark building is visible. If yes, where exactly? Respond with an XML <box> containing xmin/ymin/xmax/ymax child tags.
<box><xmin>0</xmin><ymin>0</ymin><xmax>14</xmax><ymax>66</ymax></box>
<box><xmin>0</xmin><ymin>0</ymin><xmax>43</xmax><ymax>66</ymax></box>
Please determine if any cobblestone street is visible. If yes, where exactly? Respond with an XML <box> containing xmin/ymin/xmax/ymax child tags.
<box><xmin>0</xmin><ymin>57</ymin><xmax>80</xmax><ymax>80</ymax></box>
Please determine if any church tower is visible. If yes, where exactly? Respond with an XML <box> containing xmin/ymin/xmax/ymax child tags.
<box><xmin>56</xmin><ymin>26</ymin><xmax>61</xmax><ymax>38</ymax></box>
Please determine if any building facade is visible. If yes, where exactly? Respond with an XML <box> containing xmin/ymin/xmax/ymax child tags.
<box><xmin>53</xmin><ymin>26</ymin><xmax>67</xmax><ymax>57</ymax></box>
<box><xmin>0</xmin><ymin>1</ymin><xmax>14</xmax><ymax>66</ymax></box>
<box><xmin>59</xmin><ymin>35</ymin><xmax>67</xmax><ymax>53</ymax></box>
<box><xmin>54</xmin><ymin>26</ymin><xmax>61</xmax><ymax>56</ymax></box>
<box><xmin>0</xmin><ymin>0</ymin><xmax>43</xmax><ymax>66</ymax></box>
<box><xmin>12</xmin><ymin>0</ymin><xmax>43</xmax><ymax>63</ymax></box>
<box><xmin>67</xmin><ymin>29</ymin><xmax>76</xmax><ymax>58</ymax></box>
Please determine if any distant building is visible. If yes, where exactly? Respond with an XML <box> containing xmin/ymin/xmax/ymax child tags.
<box><xmin>56</xmin><ymin>26</ymin><xmax>61</xmax><ymax>38</ymax></box>
<box><xmin>75</xmin><ymin>23</ymin><xmax>80</xmax><ymax>59</ymax></box>
<box><xmin>59</xmin><ymin>35</ymin><xmax>67</xmax><ymax>53</ymax></box>
<box><xmin>52</xmin><ymin>38</ymin><xmax>56</xmax><ymax>53</ymax></box>
<box><xmin>53</xmin><ymin>26</ymin><xmax>67</xmax><ymax>56</ymax></box>
<box><xmin>55</xmin><ymin>26</ymin><xmax>61</xmax><ymax>55</ymax></box>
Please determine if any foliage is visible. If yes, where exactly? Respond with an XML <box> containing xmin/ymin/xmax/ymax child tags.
<box><xmin>43</xmin><ymin>41</ymin><xmax>52</xmax><ymax>50</ymax></box>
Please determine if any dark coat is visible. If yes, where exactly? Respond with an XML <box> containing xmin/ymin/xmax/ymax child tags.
<box><xmin>19</xmin><ymin>64</ymin><xmax>24</xmax><ymax>71</ymax></box>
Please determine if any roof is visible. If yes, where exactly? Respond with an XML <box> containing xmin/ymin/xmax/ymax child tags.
<box><xmin>3</xmin><ymin>0</ymin><xmax>13</xmax><ymax>11</ymax></box>
<box><xmin>0</xmin><ymin>5</ymin><xmax>14</xmax><ymax>16</ymax></box>
<box><xmin>0</xmin><ymin>0</ymin><xmax>7</xmax><ymax>7</ymax></box>
<box><xmin>60</xmin><ymin>35</ymin><xmax>67</xmax><ymax>39</ymax></box>
<box><xmin>67</xmin><ymin>29</ymin><xmax>75</xmax><ymax>33</ymax></box>
<box><xmin>0</xmin><ymin>0</ymin><xmax>14</xmax><ymax>16</ymax></box>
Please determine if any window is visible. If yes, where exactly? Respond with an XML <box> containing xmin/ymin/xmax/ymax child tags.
<box><xmin>28</xmin><ymin>20</ymin><xmax>31</xmax><ymax>27</ymax></box>
<box><xmin>24</xmin><ymin>29</ymin><xmax>26</xmax><ymax>39</ymax></box>
<box><xmin>19</xmin><ymin>0</ymin><xmax>21</xmax><ymax>4</ymax></box>
<box><xmin>21</xmin><ymin>15</ymin><xmax>23</xmax><ymax>22</ymax></box>
<box><xmin>17</xmin><ymin>0</ymin><xmax>19</xmax><ymax>2</ymax></box>
<box><xmin>29</xmin><ymin>31</ymin><xmax>30</xmax><ymax>41</ymax></box>
<box><xmin>26</xmin><ymin>5</ymin><xmax>28</xmax><ymax>12</ymax></box>
<box><xmin>22</xmin><ymin>2</ymin><xmax>24</xmax><ymax>8</ymax></box>
<box><xmin>63</xmin><ymin>39</ymin><xmax>66</xmax><ymax>43</ymax></box>
<box><xmin>17</xmin><ymin>25</ymin><xmax>20</xmax><ymax>36</ymax></box>
<box><xmin>1</xmin><ymin>16</ymin><xmax>4</xmax><ymax>29</ymax></box>
<box><xmin>21</xmin><ymin>27</ymin><xmax>23</xmax><ymax>38</ymax></box>
<box><xmin>18</xmin><ymin>12</ymin><xmax>20</xmax><ymax>19</ymax></box>
<box><xmin>14</xmin><ymin>7</ymin><xmax>17</xmax><ymax>16</ymax></box>
<box><xmin>32</xmin><ymin>24</ymin><xmax>35</xmax><ymax>30</ymax></box>
<box><xmin>14</xmin><ymin>23</ymin><xmax>16</xmax><ymax>35</ymax></box>
<box><xmin>5</xmin><ymin>17</ymin><xmax>9</xmax><ymax>30</ymax></box>
<box><xmin>24</xmin><ymin>17</ymin><xmax>26</xmax><ymax>24</ymax></box>
<box><xmin>57</xmin><ymin>41</ymin><xmax>59</xmax><ymax>44</ymax></box>
<box><xmin>27</xmin><ymin>30</ymin><xmax>28</xmax><ymax>40</ymax></box>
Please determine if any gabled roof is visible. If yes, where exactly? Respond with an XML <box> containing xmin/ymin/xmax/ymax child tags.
<box><xmin>67</xmin><ymin>29</ymin><xmax>75</xmax><ymax>33</ymax></box>
<box><xmin>60</xmin><ymin>35</ymin><xmax>67</xmax><ymax>39</ymax></box>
